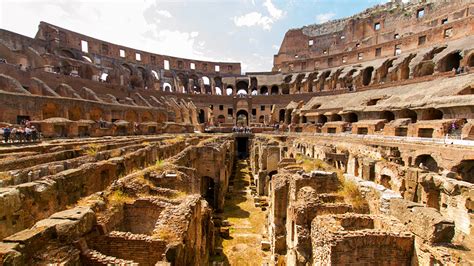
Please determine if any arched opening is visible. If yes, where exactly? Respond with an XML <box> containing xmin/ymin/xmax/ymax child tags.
<box><xmin>330</xmin><ymin>114</ymin><xmax>342</xmax><ymax>121</ymax></box>
<box><xmin>226</xmin><ymin>85</ymin><xmax>234</xmax><ymax>96</ymax></box>
<box><xmin>415</xmin><ymin>154</ymin><xmax>438</xmax><ymax>172</ymax></box>
<box><xmin>202</xmin><ymin>76</ymin><xmax>212</xmax><ymax>94</ymax></box>
<box><xmin>82</xmin><ymin>56</ymin><xmax>92</xmax><ymax>63</ymax></box>
<box><xmin>380</xmin><ymin>175</ymin><xmax>392</xmax><ymax>190</ymax></box>
<box><xmin>60</xmin><ymin>49</ymin><xmax>76</xmax><ymax>59</ymax></box>
<box><xmin>425</xmin><ymin>189</ymin><xmax>440</xmax><ymax>211</ymax></box>
<box><xmin>301</xmin><ymin>116</ymin><xmax>307</xmax><ymax>123</ymax></box>
<box><xmin>438</xmin><ymin>52</ymin><xmax>462</xmax><ymax>72</ymax></box>
<box><xmin>141</xmin><ymin>111</ymin><xmax>153</xmax><ymax>122</ymax></box>
<box><xmin>251</xmin><ymin>89</ymin><xmax>258</xmax><ymax>95</ymax></box>
<box><xmin>89</xmin><ymin>107</ymin><xmax>103</xmax><ymax>121</ymax></box>
<box><xmin>198</xmin><ymin>109</ymin><xmax>206</xmax><ymax>124</ymax></box>
<box><xmin>452</xmin><ymin>160</ymin><xmax>474</xmax><ymax>183</ymax></box>
<box><xmin>236</xmin><ymin>80</ymin><xmax>249</xmax><ymax>95</ymax></box>
<box><xmin>381</xmin><ymin>111</ymin><xmax>395</xmax><ymax>122</ymax></box>
<box><xmin>202</xmin><ymin>176</ymin><xmax>216</xmax><ymax>208</ymax></box>
<box><xmin>346</xmin><ymin>112</ymin><xmax>358</xmax><ymax>123</ymax></box>
<box><xmin>258</xmin><ymin>115</ymin><xmax>265</xmax><ymax>123</ymax></box>
<box><xmin>68</xmin><ymin>106</ymin><xmax>82</xmax><ymax>121</ymax></box>
<box><xmin>317</xmin><ymin>115</ymin><xmax>328</xmax><ymax>125</ymax></box>
<box><xmin>163</xmin><ymin>82</ymin><xmax>172</xmax><ymax>92</ymax></box>
<box><xmin>279</xmin><ymin>109</ymin><xmax>285</xmax><ymax>122</ymax></box>
<box><xmin>271</xmin><ymin>85</ymin><xmax>279</xmax><ymax>95</ymax></box>
<box><xmin>421</xmin><ymin>108</ymin><xmax>443</xmax><ymax>120</ymax></box>
<box><xmin>42</xmin><ymin>103</ymin><xmax>59</xmax><ymax>119</ymax></box>
<box><xmin>217</xmin><ymin>115</ymin><xmax>225</xmax><ymax>124</ymax></box>
<box><xmin>215</xmin><ymin>87</ymin><xmax>222</xmax><ymax>95</ymax></box>
<box><xmin>362</xmin><ymin>67</ymin><xmax>374</xmax><ymax>86</ymax></box>
<box><xmin>281</xmin><ymin>86</ymin><xmax>290</xmax><ymax>94</ymax></box>
<box><xmin>236</xmin><ymin>110</ymin><xmax>249</xmax><ymax>126</ymax></box>
<box><xmin>399</xmin><ymin>109</ymin><xmax>417</xmax><ymax>123</ymax></box>
<box><xmin>468</xmin><ymin>54</ymin><xmax>474</xmax><ymax>67</ymax></box>
<box><xmin>122</xmin><ymin>63</ymin><xmax>133</xmax><ymax>75</ymax></box>
<box><xmin>260</xmin><ymin>86</ymin><xmax>268</xmax><ymax>95</ymax></box>
<box><xmin>151</xmin><ymin>70</ymin><xmax>159</xmax><ymax>80</ymax></box>
<box><xmin>125</xmin><ymin>110</ymin><xmax>138</xmax><ymax>122</ymax></box>
<box><xmin>237</xmin><ymin>89</ymin><xmax>248</xmax><ymax>95</ymax></box>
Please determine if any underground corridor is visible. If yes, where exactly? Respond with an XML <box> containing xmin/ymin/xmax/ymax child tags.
<box><xmin>210</xmin><ymin>137</ymin><xmax>270</xmax><ymax>265</ymax></box>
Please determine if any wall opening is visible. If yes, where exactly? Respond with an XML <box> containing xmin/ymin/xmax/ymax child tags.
<box><xmin>362</xmin><ymin>67</ymin><xmax>374</xmax><ymax>86</ymax></box>
<box><xmin>236</xmin><ymin>137</ymin><xmax>249</xmax><ymax>159</ymax></box>
<box><xmin>438</xmin><ymin>52</ymin><xmax>462</xmax><ymax>72</ymax></box>
<box><xmin>415</xmin><ymin>154</ymin><xmax>438</xmax><ymax>172</ymax></box>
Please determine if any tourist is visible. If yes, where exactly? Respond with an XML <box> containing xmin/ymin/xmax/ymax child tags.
<box><xmin>3</xmin><ymin>126</ymin><xmax>11</xmax><ymax>143</ymax></box>
<box><xmin>31</xmin><ymin>126</ymin><xmax>39</xmax><ymax>142</ymax></box>
<box><xmin>25</xmin><ymin>126</ymin><xmax>32</xmax><ymax>142</ymax></box>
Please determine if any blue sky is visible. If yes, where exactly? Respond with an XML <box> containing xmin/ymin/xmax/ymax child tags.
<box><xmin>0</xmin><ymin>0</ymin><xmax>386</xmax><ymax>73</ymax></box>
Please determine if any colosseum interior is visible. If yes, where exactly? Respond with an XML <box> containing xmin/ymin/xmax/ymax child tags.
<box><xmin>0</xmin><ymin>0</ymin><xmax>473</xmax><ymax>265</ymax></box>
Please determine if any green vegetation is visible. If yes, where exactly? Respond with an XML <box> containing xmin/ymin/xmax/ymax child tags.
<box><xmin>108</xmin><ymin>189</ymin><xmax>134</xmax><ymax>205</ymax></box>
<box><xmin>85</xmin><ymin>144</ymin><xmax>100</xmax><ymax>156</ymax></box>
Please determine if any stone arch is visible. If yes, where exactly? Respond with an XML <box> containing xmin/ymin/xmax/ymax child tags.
<box><xmin>236</xmin><ymin>109</ymin><xmax>249</xmax><ymax>126</ymax></box>
<box><xmin>60</xmin><ymin>49</ymin><xmax>77</xmax><ymax>60</ymax></box>
<box><xmin>362</xmin><ymin>67</ymin><xmax>374</xmax><ymax>86</ymax></box>
<box><xmin>345</xmin><ymin>112</ymin><xmax>358</xmax><ymax>123</ymax></box>
<box><xmin>141</xmin><ymin>111</ymin><xmax>154</xmax><ymax>122</ymax></box>
<box><xmin>125</xmin><ymin>110</ymin><xmax>138</xmax><ymax>122</ymax></box>
<box><xmin>236</xmin><ymin>80</ymin><xmax>249</xmax><ymax>94</ymax></box>
<box><xmin>468</xmin><ymin>53</ymin><xmax>474</xmax><ymax>67</ymax></box>
<box><xmin>260</xmin><ymin>86</ymin><xmax>268</xmax><ymax>95</ymax></box>
<box><xmin>451</xmin><ymin>160</ymin><xmax>474</xmax><ymax>183</ymax></box>
<box><xmin>421</xmin><ymin>108</ymin><xmax>443</xmax><ymax>120</ymax></box>
<box><xmin>163</xmin><ymin>82</ymin><xmax>173</xmax><ymax>92</ymax></box>
<box><xmin>271</xmin><ymin>85</ymin><xmax>279</xmax><ymax>95</ymax></box>
<box><xmin>202</xmin><ymin>76</ymin><xmax>212</xmax><ymax>95</ymax></box>
<box><xmin>330</xmin><ymin>114</ymin><xmax>342</xmax><ymax>121</ymax></box>
<box><xmin>89</xmin><ymin>107</ymin><xmax>103</xmax><ymax>121</ymax></box>
<box><xmin>398</xmin><ymin>109</ymin><xmax>417</xmax><ymax>123</ymax></box>
<box><xmin>198</xmin><ymin>109</ymin><xmax>206</xmax><ymax>124</ymax></box>
<box><xmin>226</xmin><ymin>85</ymin><xmax>234</xmax><ymax>96</ymax></box>
<box><xmin>215</xmin><ymin>87</ymin><xmax>222</xmax><ymax>95</ymax></box>
<box><xmin>68</xmin><ymin>106</ymin><xmax>83</xmax><ymax>121</ymax></box>
<box><xmin>42</xmin><ymin>102</ymin><xmax>60</xmax><ymax>119</ymax></box>
<box><xmin>217</xmin><ymin>115</ymin><xmax>225</xmax><ymax>124</ymax></box>
<box><xmin>279</xmin><ymin>109</ymin><xmax>286</xmax><ymax>122</ymax></box>
<box><xmin>381</xmin><ymin>111</ymin><xmax>395</xmax><ymax>122</ymax></box>
<box><xmin>317</xmin><ymin>115</ymin><xmax>328</xmax><ymax>125</ymax></box>
<box><xmin>122</xmin><ymin>63</ymin><xmax>134</xmax><ymax>75</ymax></box>
<box><xmin>415</xmin><ymin>154</ymin><xmax>438</xmax><ymax>172</ymax></box>
<box><xmin>437</xmin><ymin>51</ymin><xmax>462</xmax><ymax>72</ymax></box>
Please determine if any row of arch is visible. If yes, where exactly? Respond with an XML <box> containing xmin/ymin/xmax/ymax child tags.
<box><xmin>42</xmin><ymin>102</ymin><xmax>166</xmax><ymax>123</ymax></box>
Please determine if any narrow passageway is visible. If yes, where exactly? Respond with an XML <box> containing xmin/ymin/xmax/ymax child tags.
<box><xmin>212</xmin><ymin>159</ymin><xmax>270</xmax><ymax>265</ymax></box>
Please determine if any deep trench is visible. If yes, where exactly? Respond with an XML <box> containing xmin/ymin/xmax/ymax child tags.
<box><xmin>210</xmin><ymin>137</ymin><xmax>270</xmax><ymax>265</ymax></box>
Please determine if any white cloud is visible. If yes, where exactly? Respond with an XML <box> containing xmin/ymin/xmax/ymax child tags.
<box><xmin>233</xmin><ymin>12</ymin><xmax>273</xmax><ymax>31</ymax></box>
<box><xmin>263</xmin><ymin>0</ymin><xmax>284</xmax><ymax>20</ymax></box>
<box><xmin>156</xmin><ymin>10</ymin><xmax>172</xmax><ymax>18</ymax></box>
<box><xmin>233</xmin><ymin>0</ymin><xmax>284</xmax><ymax>31</ymax></box>
<box><xmin>272</xmin><ymin>44</ymin><xmax>279</xmax><ymax>50</ymax></box>
<box><xmin>315</xmin><ymin>12</ymin><xmax>335</xmax><ymax>24</ymax></box>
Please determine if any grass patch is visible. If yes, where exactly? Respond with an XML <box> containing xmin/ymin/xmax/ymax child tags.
<box><xmin>108</xmin><ymin>189</ymin><xmax>134</xmax><ymax>205</ymax></box>
<box><xmin>0</xmin><ymin>172</ymin><xmax>11</xmax><ymax>181</ymax></box>
<box><xmin>338</xmin><ymin>177</ymin><xmax>368</xmax><ymax>210</ymax></box>
<box><xmin>85</xmin><ymin>144</ymin><xmax>100</xmax><ymax>156</ymax></box>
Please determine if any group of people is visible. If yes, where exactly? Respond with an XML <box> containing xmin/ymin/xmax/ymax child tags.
<box><xmin>1</xmin><ymin>125</ymin><xmax>40</xmax><ymax>144</ymax></box>
<box><xmin>232</xmin><ymin>126</ymin><xmax>252</xmax><ymax>133</ymax></box>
